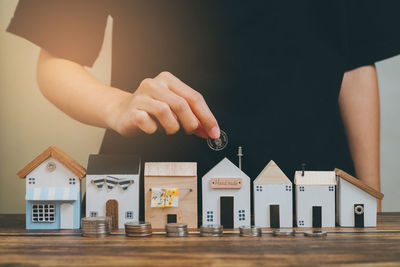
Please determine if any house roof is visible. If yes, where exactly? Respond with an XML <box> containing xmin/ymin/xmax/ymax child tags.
<box><xmin>144</xmin><ymin>162</ymin><xmax>196</xmax><ymax>177</ymax></box>
<box><xmin>334</xmin><ymin>168</ymin><xmax>384</xmax><ymax>200</ymax></box>
<box><xmin>294</xmin><ymin>171</ymin><xmax>336</xmax><ymax>185</ymax></box>
<box><xmin>202</xmin><ymin>157</ymin><xmax>250</xmax><ymax>181</ymax></box>
<box><xmin>87</xmin><ymin>154</ymin><xmax>140</xmax><ymax>175</ymax></box>
<box><xmin>17</xmin><ymin>146</ymin><xmax>86</xmax><ymax>179</ymax></box>
<box><xmin>254</xmin><ymin>160</ymin><xmax>291</xmax><ymax>185</ymax></box>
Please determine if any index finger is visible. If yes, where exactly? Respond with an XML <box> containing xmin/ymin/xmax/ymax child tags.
<box><xmin>155</xmin><ymin>72</ymin><xmax>220</xmax><ymax>139</ymax></box>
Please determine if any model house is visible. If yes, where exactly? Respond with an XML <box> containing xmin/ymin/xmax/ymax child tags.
<box><xmin>254</xmin><ymin>160</ymin><xmax>292</xmax><ymax>228</ymax></box>
<box><xmin>86</xmin><ymin>154</ymin><xmax>140</xmax><ymax>230</ymax></box>
<box><xmin>144</xmin><ymin>162</ymin><xmax>197</xmax><ymax>229</ymax></box>
<box><xmin>202</xmin><ymin>157</ymin><xmax>251</xmax><ymax>229</ymax></box>
<box><xmin>335</xmin><ymin>168</ymin><xmax>383</xmax><ymax>227</ymax></box>
<box><xmin>295</xmin><ymin>170</ymin><xmax>336</xmax><ymax>227</ymax></box>
<box><xmin>17</xmin><ymin>146</ymin><xmax>86</xmax><ymax>230</ymax></box>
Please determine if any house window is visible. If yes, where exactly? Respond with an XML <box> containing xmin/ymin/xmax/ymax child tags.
<box><xmin>298</xmin><ymin>220</ymin><xmax>304</xmax><ymax>226</ymax></box>
<box><xmin>32</xmin><ymin>204</ymin><xmax>55</xmax><ymax>222</ymax></box>
<box><xmin>206</xmin><ymin>211</ymin><xmax>214</xmax><ymax>222</ymax></box>
<box><xmin>329</xmin><ymin>186</ymin><xmax>334</xmax><ymax>192</ymax></box>
<box><xmin>285</xmin><ymin>185</ymin><xmax>292</xmax><ymax>192</ymax></box>
<box><xmin>46</xmin><ymin>162</ymin><xmax>56</xmax><ymax>172</ymax></box>
<box><xmin>90</xmin><ymin>211</ymin><xmax>98</xmax><ymax>217</ymax></box>
<box><xmin>256</xmin><ymin>185</ymin><xmax>263</xmax><ymax>192</ymax></box>
<box><xmin>125</xmin><ymin>211</ymin><xmax>134</xmax><ymax>219</ymax></box>
<box><xmin>69</xmin><ymin>178</ymin><xmax>76</xmax><ymax>185</ymax></box>
<box><xmin>299</xmin><ymin>186</ymin><xmax>305</xmax><ymax>192</ymax></box>
<box><xmin>238</xmin><ymin>210</ymin><xmax>246</xmax><ymax>221</ymax></box>
<box><xmin>28</xmin><ymin>177</ymin><xmax>36</xmax><ymax>185</ymax></box>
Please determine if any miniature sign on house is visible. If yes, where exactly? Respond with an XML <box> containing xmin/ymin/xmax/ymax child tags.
<box><xmin>295</xmin><ymin>170</ymin><xmax>336</xmax><ymax>227</ymax></box>
<box><xmin>17</xmin><ymin>146</ymin><xmax>86</xmax><ymax>230</ymax></box>
<box><xmin>202</xmin><ymin>158</ymin><xmax>251</xmax><ymax>229</ymax></box>
<box><xmin>144</xmin><ymin>162</ymin><xmax>197</xmax><ymax>229</ymax></box>
<box><xmin>335</xmin><ymin>168</ymin><xmax>384</xmax><ymax>228</ymax></box>
<box><xmin>254</xmin><ymin>160</ymin><xmax>293</xmax><ymax>228</ymax></box>
<box><xmin>86</xmin><ymin>154</ymin><xmax>140</xmax><ymax>230</ymax></box>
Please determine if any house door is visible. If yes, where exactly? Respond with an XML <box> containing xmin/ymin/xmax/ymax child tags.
<box><xmin>354</xmin><ymin>204</ymin><xmax>365</xmax><ymax>228</ymax></box>
<box><xmin>269</xmin><ymin>204</ymin><xmax>280</xmax><ymax>228</ymax></box>
<box><xmin>167</xmin><ymin>214</ymin><xmax>177</xmax><ymax>223</ymax></box>
<box><xmin>106</xmin><ymin>199</ymin><xmax>119</xmax><ymax>229</ymax></box>
<box><xmin>312</xmin><ymin>206</ymin><xmax>322</xmax><ymax>228</ymax></box>
<box><xmin>60</xmin><ymin>203</ymin><xmax>73</xmax><ymax>229</ymax></box>
<box><xmin>220</xmin><ymin>196</ymin><xmax>234</xmax><ymax>228</ymax></box>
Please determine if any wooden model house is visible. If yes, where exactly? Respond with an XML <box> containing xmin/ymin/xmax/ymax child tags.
<box><xmin>295</xmin><ymin>170</ymin><xmax>336</xmax><ymax>227</ymax></box>
<box><xmin>254</xmin><ymin>160</ymin><xmax>293</xmax><ymax>228</ymax></box>
<box><xmin>17</xmin><ymin>146</ymin><xmax>86</xmax><ymax>230</ymax></box>
<box><xmin>86</xmin><ymin>154</ymin><xmax>140</xmax><ymax>229</ymax></box>
<box><xmin>144</xmin><ymin>162</ymin><xmax>197</xmax><ymax>229</ymax></box>
<box><xmin>335</xmin><ymin>168</ymin><xmax>384</xmax><ymax>227</ymax></box>
<box><xmin>202</xmin><ymin>158</ymin><xmax>251</xmax><ymax>229</ymax></box>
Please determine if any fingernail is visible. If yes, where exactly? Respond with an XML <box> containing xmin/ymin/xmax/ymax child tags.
<box><xmin>208</xmin><ymin>126</ymin><xmax>220</xmax><ymax>139</ymax></box>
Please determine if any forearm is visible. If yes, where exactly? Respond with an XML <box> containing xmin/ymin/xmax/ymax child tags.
<box><xmin>36</xmin><ymin>49</ymin><xmax>219</xmax><ymax>138</ymax></box>
<box><xmin>36</xmin><ymin>49</ymin><xmax>129</xmax><ymax>130</ymax></box>
<box><xmin>339</xmin><ymin>65</ymin><xmax>381</xmax><ymax>193</ymax></box>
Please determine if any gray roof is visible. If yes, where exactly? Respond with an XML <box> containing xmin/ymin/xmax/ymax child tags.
<box><xmin>87</xmin><ymin>154</ymin><xmax>140</xmax><ymax>175</ymax></box>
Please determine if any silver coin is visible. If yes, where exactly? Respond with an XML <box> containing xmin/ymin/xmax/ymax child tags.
<box><xmin>304</xmin><ymin>230</ymin><xmax>327</xmax><ymax>237</ymax></box>
<box><xmin>207</xmin><ymin>130</ymin><xmax>228</xmax><ymax>151</ymax></box>
<box><xmin>200</xmin><ymin>224</ymin><xmax>223</xmax><ymax>234</ymax></box>
<box><xmin>239</xmin><ymin>226</ymin><xmax>262</xmax><ymax>237</ymax></box>
<box><xmin>166</xmin><ymin>232</ymin><xmax>188</xmax><ymax>237</ymax></box>
<box><xmin>82</xmin><ymin>216</ymin><xmax>111</xmax><ymax>222</ymax></box>
<box><xmin>272</xmin><ymin>229</ymin><xmax>296</xmax><ymax>236</ymax></box>
<box><xmin>200</xmin><ymin>232</ymin><xmax>223</xmax><ymax>237</ymax></box>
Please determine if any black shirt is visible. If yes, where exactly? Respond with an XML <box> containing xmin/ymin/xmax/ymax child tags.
<box><xmin>7</xmin><ymin>0</ymin><xmax>400</xmax><ymax>184</ymax></box>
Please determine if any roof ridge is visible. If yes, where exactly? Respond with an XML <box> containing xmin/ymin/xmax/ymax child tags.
<box><xmin>334</xmin><ymin>168</ymin><xmax>384</xmax><ymax>200</ymax></box>
<box><xmin>254</xmin><ymin>160</ymin><xmax>291</xmax><ymax>184</ymax></box>
<box><xmin>17</xmin><ymin>146</ymin><xmax>86</xmax><ymax>179</ymax></box>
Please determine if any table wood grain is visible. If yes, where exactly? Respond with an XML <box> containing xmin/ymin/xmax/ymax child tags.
<box><xmin>0</xmin><ymin>213</ymin><xmax>399</xmax><ymax>266</ymax></box>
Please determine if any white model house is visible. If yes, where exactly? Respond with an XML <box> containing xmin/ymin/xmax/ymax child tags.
<box><xmin>335</xmin><ymin>168</ymin><xmax>383</xmax><ymax>227</ymax></box>
<box><xmin>202</xmin><ymin>157</ymin><xmax>250</xmax><ymax>228</ymax></box>
<box><xmin>86</xmin><ymin>154</ymin><xmax>140</xmax><ymax>229</ymax></box>
<box><xmin>17</xmin><ymin>146</ymin><xmax>86</xmax><ymax>230</ymax></box>
<box><xmin>254</xmin><ymin>160</ymin><xmax>292</xmax><ymax>228</ymax></box>
<box><xmin>295</xmin><ymin>170</ymin><xmax>336</xmax><ymax>227</ymax></box>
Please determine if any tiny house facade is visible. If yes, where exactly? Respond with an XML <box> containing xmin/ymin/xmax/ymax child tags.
<box><xmin>17</xmin><ymin>146</ymin><xmax>85</xmax><ymax>230</ymax></box>
<box><xmin>86</xmin><ymin>154</ymin><xmax>140</xmax><ymax>229</ymax></box>
<box><xmin>295</xmin><ymin>171</ymin><xmax>336</xmax><ymax>227</ymax></box>
<box><xmin>202</xmin><ymin>158</ymin><xmax>251</xmax><ymax>229</ymax></box>
<box><xmin>254</xmin><ymin>160</ymin><xmax>292</xmax><ymax>228</ymax></box>
<box><xmin>144</xmin><ymin>162</ymin><xmax>197</xmax><ymax>229</ymax></box>
<box><xmin>335</xmin><ymin>168</ymin><xmax>384</xmax><ymax>227</ymax></box>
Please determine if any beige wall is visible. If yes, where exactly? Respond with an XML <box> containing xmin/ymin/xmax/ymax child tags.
<box><xmin>1</xmin><ymin>0</ymin><xmax>399</xmax><ymax>213</ymax></box>
<box><xmin>0</xmin><ymin>0</ymin><xmax>110</xmax><ymax>213</ymax></box>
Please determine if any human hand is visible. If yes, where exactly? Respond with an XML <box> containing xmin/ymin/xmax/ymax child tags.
<box><xmin>109</xmin><ymin>71</ymin><xmax>220</xmax><ymax>139</ymax></box>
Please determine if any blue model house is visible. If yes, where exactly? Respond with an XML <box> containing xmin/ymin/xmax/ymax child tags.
<box><xmin>17</xmin><ymin>146</ymin><xmax>86</xmax><ymax>230</ymax></box>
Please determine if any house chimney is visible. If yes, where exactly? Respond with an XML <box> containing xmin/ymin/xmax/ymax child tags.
<box><xmin>301</xmin><ymin>163</ymin><xmax>306</xmax><ymax>176</ymax></box>
<box><xmin>237</xmin><ymin>146</ymin><xmax>243</xmax><ymax>170</ymax></box>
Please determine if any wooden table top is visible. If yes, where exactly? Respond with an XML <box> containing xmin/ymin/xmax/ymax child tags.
<box><xmin>0</xmin><ymin>213</ymin><xmax>399</xmax><ymax>266</ymax></box>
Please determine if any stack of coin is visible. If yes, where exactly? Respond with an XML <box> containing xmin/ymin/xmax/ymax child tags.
<box><xmin>239</xmin><ymin>226</ymin><xmax>262</xmax><ymax>237</ymax></box>
<box><xmin>125</xmin><ymin>222</ymin><xmax>152</xmax><ymax>237</ymax></box>
<box><xmin>165</xmin><ymin>223</ymin><xmax>188</xmax><ymax>237</ymax></box>
<box><xmin>304</xmin><ymin>230</ymin><xmax>327</xmax><ymax>237</ymax></box>
<box><xmin>200</xmin><ymin>224</ymin><xmax>223</xmax><ymax>237</ymax></box>
<box><xmin>272</xmin><ymin>229</ymin><xmax>296</xmax><ymax>237</ymax></box>
<box><xmin>81</xmin><ymin>216</ymin><xmax>111</xmax><ymax>237</ymax></box>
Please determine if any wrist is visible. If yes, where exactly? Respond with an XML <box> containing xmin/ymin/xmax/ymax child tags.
<box><xmin>103</xmin><ymin>87</ymin><xmax>131</xmax><ymax>132</ymax></box>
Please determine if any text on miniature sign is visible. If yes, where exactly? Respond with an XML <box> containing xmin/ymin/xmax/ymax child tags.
<box><xmin>210</xmin><ymin>178</ymin><xmax>243</xmax><ymax>189</ymax></box>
